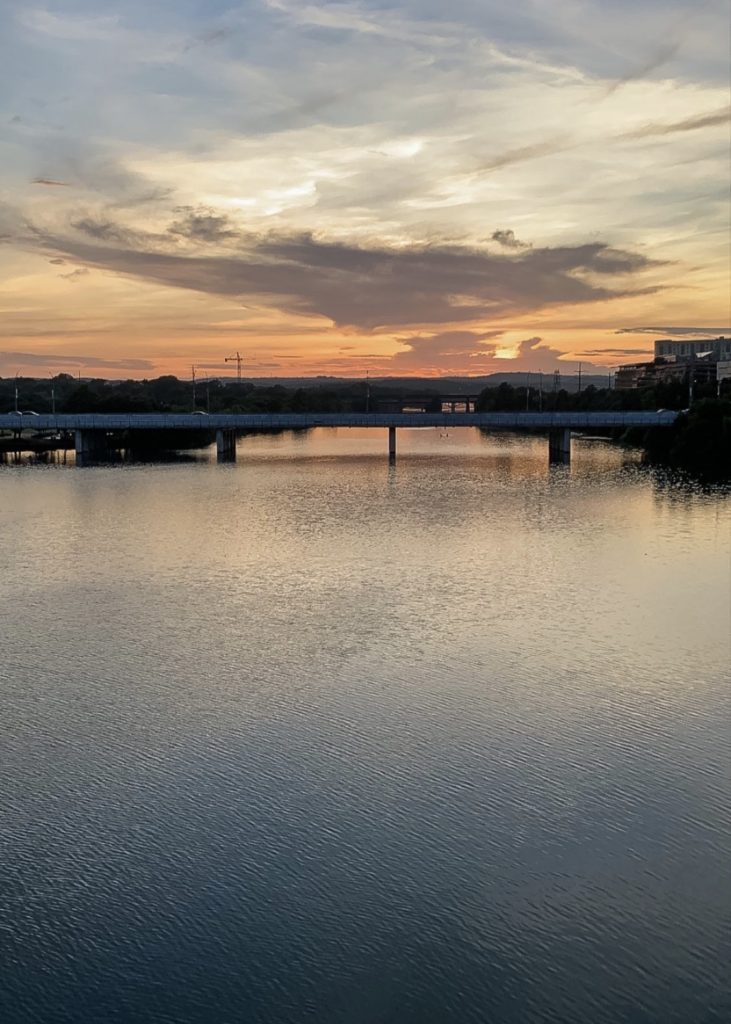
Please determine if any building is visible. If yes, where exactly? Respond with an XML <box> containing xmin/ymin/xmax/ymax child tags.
<box><xmin>654</xmin><ymin>337</ymin><xmax>731</xmax><ymax>360</ymax></box>
<box><xmin>615</xmin><ymin>362</ymin><xmax>656</xmax><ymax>390</ymax></box>
<box><xmin>717</xmin><ymin>360</ymin><xmax>731</xmax><ymax>383</ymax></box>
<box><xmin>616</xmin><ymin>337</ymin><xmax>731</xmax><ymax>390</ymax></box>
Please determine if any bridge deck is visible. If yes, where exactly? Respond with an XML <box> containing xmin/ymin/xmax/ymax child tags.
<box><xmin>0</xmin><ymin>411</ymin><xmax>678</xmax><ymax>431</ymax></box>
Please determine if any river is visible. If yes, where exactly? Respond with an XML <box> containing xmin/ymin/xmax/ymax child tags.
<box><xmin>1</xmin><ymin>429</ymin><xmax>729</xmax><ymax>1023</ymax></box>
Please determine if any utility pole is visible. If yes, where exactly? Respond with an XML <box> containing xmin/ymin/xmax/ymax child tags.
<box><xmin>525</xmin><ymin>372</ymin><xmax>530</xmax><ymax>411</ymax></box>
<box><xmin>577</xmin><ymin>362</ymin><xmax>582</xmax><ymax>395</ymax></box>
<box><xmin>49</xmin><ymin>374</ymin><xmax>56</xmax><ymax>415</ymax></box>
<box><xmin>191</xmin><ymin>365</ymin><xmax>197</xmax><ymax>410</ymax></box>
<box><xmin>553</xmin><ymin>370</ymin><xmax>560</xmax><ymax>393</ymax></box>
<box><xmin>365</xmin><ymin>369</ymin><xmax>370</xmax><ymax>413</ymax></box>
<box><xmin>225</xmin><ymin>351</ymin><xmax>243</xmax><ymax>383</ymax></box>
<box><xmin>538</xmin><ymin>372</ymin><xmax>543</xmax><ymax>412</ymax></box>
<box><xmin>14</xmin><ymin>371</ymin><xmax>20</xmax><ymax>414</ymax></box>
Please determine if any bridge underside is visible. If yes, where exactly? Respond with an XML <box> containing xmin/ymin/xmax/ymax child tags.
<box><xmin>69</xmin><ymin>424</ymin><xmax>578</xmax><ymax>465</ymax></box>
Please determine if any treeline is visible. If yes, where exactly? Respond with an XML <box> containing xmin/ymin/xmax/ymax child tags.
<box><xmin>0</xmin><ymin>372</ymin><xmax>717</xmax><ymax>415</ymax></box>
<box><xmin>624</xmin><ymin>399</ymin><xmax>731</xmax><ymax>480</ymax></box>
<box><xmin>0</xmin><ymin>374</ymin><xmax>363</xmax><ymax>414</ymax></box>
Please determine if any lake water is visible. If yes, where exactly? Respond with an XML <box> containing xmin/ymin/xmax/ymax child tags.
<box><xmin>1</xmin><ymin>429</ymin><xmax>729</xmax><ymax>1024</ymax></box>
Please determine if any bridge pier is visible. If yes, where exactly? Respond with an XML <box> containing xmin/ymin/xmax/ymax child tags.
<box><xmin>74</xmin><ymin>429</ymin><xmax>109</xmax><ymax>466</ymax></box>
<box><xmin>548</xmin><ymin>427</ymin><xmax>571</xmax><ymax>465</ymax></box>
<box><xmin>216</xmin><ymin>429</ymin><xmax>237</xmax><ymax>463</ymax></box>
<box><xmin>388</xmin><ymin>426</ymin><xmax>396</xmax><ymax>463</ymax></box>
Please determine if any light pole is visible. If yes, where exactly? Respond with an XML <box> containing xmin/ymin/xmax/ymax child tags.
<box><xmin>365</xmin><ymin>369</ymin><xmax>370</xmax><ymax>414</ymax></box>
<box><xmin>49</xmin><ymin>374</ymin><xmax>56</xmax><ymax>415</ymax></box>
<box><xmin>14</xmin><ymin>370</ymin><xmax>21</xmax><ymax>414</ymax></box>
<box><xmin>191</xmin><ymin>365</ymin><xmax>197</xmax><ymax>410</ymax></box>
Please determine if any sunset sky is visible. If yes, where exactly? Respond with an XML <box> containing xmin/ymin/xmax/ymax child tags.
<box><xmin>1</xmin><ymin>0</ymin><xmax>729</xmax><ymax>379</ymax></box>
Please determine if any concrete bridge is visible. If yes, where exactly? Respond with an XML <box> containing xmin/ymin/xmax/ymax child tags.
<box><xmin>0</xmin><ymin>411</ymin><xmax>678</xmax><ymax>465</ymax></box>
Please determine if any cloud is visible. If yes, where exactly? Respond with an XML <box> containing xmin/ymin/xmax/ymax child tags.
<box><xmin>0</xmin><ymin>352</ymin><xmax>154</xmax><ymax>370</ymax></box>
<box><xmin>31</xmin><ymin>177</ymin><xmax>70</xmax><ymax>187</ymax></box>
<box><xmin>500</xmin><ymin>336</ymin><xmax>598</xmax><ymax>373</ymax></box>
<box><xmin>578</xmin><ymin>347</ymin><xmax>653</xmax><ymax>357</ymax></box>
<box><xmin>71</xmin><ymin>217</ymin><xmax>136</xmax><ymax>243</ymax></box>
<box><xmin>616</xmin><ymin>325</ymin><xmax>730</xmax><ymax>336</ymax></box>
<box><xmin>168</xmin><ymin>208</ymin><xmax>236</xmax><ymax>242</ymax></box>
<box><xmin>59</xmin><ymin>268</ymin><xmax>90</xmax><ymax>281</ymax></box>
<box><xmin>19</xmin><ymin>215</ymin><xmax>661</xmax><ymax>331</ymax></box>
<box><xmin>491</xmin><ymin>229</ymin><xmax>529</xmax><ymax>249</ymax></box>
<box><xmin>183</xmin><ymin>27</ymin><xmax>232</xmax><ymax>52</ymax></box>
<box><xmin>606</xmin><ymin>38</ymin><xmax>682</xmax><ymax>94</ymax></box>
<box><xmin>624</xmin><ymin>105</ymin><xmax>731</xmax><ymax>138</ymax></box>
<box><xmin>388</xmin><ymin>331</ymin><xmax>609</xmax><ymax>374</ymax></box>
<box><xmin>477</xmin><ymin>138</ymin><xmax>572</xmax><ymax>173</ymax></box>
<box><xmin>392</xmin><ymin>329</ymin><xmax>503</xmax><ymax>369</ymax></box>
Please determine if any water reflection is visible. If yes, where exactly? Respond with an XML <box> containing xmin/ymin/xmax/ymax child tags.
<box><xmin>0</xmin><ymin>430</ymin><xmax>729</xmax><ymax>1024</ymax></box>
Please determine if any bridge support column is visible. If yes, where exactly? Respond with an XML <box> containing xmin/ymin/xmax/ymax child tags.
<box><xmin>388</xmin><ymin>426</ymin><xmax>396</xmax><ymax>463</ymax></box>
<box><xmin>74</xmin><ymin>429</ymin><xmax>109</xmax><ymax>466</ymax></box>
<box><xmin>216</xmin><ymin>429</ymin><xmax>236</xmax><ymax>463</ymax></box>
<box><xmin>548</xmin><ymin>427</ymin><xmax>571</xmax><ymax>465</ymax></box>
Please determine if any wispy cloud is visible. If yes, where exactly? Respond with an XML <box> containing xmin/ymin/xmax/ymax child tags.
<box><xmin>31</xmin><ymin>177</ymin><xmax>70</xmax><ymax>187</ymax></box>
<box><xmin>578</xmin><ymin>347</ymin><xmax>653</xmax><ymax>357</ymax></box>
<box><xmin>624</xmin><ymin>105</ymin><xmax>731</xmax><ymax>138</ymax></box>
<box><xmin>0</xmin><ymin>351</ymin><xmax>154</xmax><ymax>370</ymax></box>
<box><xmin>616</xmin><ymin>326</ymin><xmax>730</xmax><ymax>336</ymax></box>
<box><xmin>606</xmin><ymin>39</ymin><xmax>683</xmax><ymax>95</ymax></box>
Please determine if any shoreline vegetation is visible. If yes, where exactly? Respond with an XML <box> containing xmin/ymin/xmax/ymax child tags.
<box><xmin>1</xmin><ymin>374</ymin><xmax>728</xmax><ymax>480</ymax></box>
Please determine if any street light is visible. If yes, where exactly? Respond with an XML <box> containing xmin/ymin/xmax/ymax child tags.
<box><xmin>14</xmin><ymin>370</ymin><xmax>21</xmax><ymax>414</ymax></box>
<box><xmin>191</xmin><ymin>366</ymin><xmax>211</xmax><ymax>412</ymax></box>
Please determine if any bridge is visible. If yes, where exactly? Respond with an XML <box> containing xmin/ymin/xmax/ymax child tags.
<box><xmin>0</xmin><ymin>411</ymin><xmax>678</xmax><ymax>465</ymax></box>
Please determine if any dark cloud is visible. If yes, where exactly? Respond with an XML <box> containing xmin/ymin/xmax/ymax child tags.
<box><xmin>0</xmin><ymin>351</ymin><xmax>154</xmax><ymax>370</ymax></box>
<box><xmin>31</xmin><ymin>177</ymin><xmax>70</xmax><ymax>187</ymax></box>
<box><xmin>578</xmin><ymin>347</ymin><xmax>653</xmax><ymax>356</ymax></box>
<box><xmin>491</xmin><ymin>229</ymin><xmax>528</xmax><ymax>249</ymax></box>
<box><xmin>48</xmin><ymin>257</ymin><xmax>65</xmax><ymax>264</ymax></box>
<box><xmin>616</xmin><ymin>326</ymin><xmax>730</xmax><ymax>336</ymax></box>
<box><xmin>624</xmin><ymin>105</ymin><xmax>730</xmax><ymax>138</ymax></box>
<box><xmin>168</xmin><ymin>208</ymin><xmax>236</xmax><ymax>242</ymax></box>
<box><xmin>59</xmin><ymin>267</ymin><xmax>90</xmax><ymax>281</ymax></box>
<box><xmin>70</xmin><ymin>217</ymin><xmax>138</xmax><ymax>243</ymax></box>
<box><xmin>18</xmin><ymin>215</ymin><xmax>662</xmax><ymax>331</ymax></box>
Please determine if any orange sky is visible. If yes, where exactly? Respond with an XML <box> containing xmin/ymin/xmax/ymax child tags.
<box><xmin>1</xmin><ymin>0</ymin><xmax>729</xmax><ymax>378</ymax></box>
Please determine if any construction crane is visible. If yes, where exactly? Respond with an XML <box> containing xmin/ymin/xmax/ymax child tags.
<box><xmin>225</xmin><ymin>351</ymin><xmax>243</xmax><ymax>383</ymax></box>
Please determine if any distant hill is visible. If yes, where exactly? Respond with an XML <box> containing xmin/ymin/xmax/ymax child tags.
<box><xmin>221</xmin><ymin>372</ymin><xmax>611</xmax><ymax>393</ymax></box>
